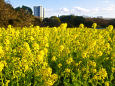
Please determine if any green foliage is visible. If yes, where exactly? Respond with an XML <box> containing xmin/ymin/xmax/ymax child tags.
<box><xmin>0</xmin><ymin>1</ymin><xmax>40</xmax><ymax>27</ymax></box>
<box><xmin>0</xmin><ymin>24</ymin><xmax>114</xmax><ymax>85</ymax></box>
<box><xmin>15</xmin><ymin>5</ymin><xmax>33</xmax><ymax>15</ymax></box>
<box><xmin>59</xmin><ymin>15</ymin><xmax>86</xmax><ymax>27</ymax></box>
<box><xmin>42</xmin><ymin>16</ymin><xmax>61</xmax><ymax>27</ymax></box>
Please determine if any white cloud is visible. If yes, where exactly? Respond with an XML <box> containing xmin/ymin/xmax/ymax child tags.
<box><xmin>71</xmin><ymin>5</ymin><xmax>115</xmax><ymax>18</ymax></box>
<box><xmin>92</xmin><ymin>5</ymin><xmax>115</xmax><ymax>17</ymax></box>
<box><xmin>73</xmin><ymin>7</ymin><xmax>90</xmax><ymax>13</ymax></box>
<box><xmin>45</xmin><ymin>5</ymin><xmax>115</xmax><ymax>18</ymax></box>
<box><xmin>101</xmin><ymin>0</ymin><xmax>115</xmax><ymax>5</ymax></box>
<box><xmin>101</xmin><ymin>5</ymin><xmax>115</xmax><ymax>11</ymax></box>
<box><xmin>45</xmin><ymin>8</ymin><xmax>53</xmax><ymax>12</ymax></box>
<box><xmin>60</xmin><ymin>8</ymin><xmax>70</xmax><ymax>13</ymax></box>
<box><xmin>103</xmin><ymin>0</ymin><xmax>110</xmax><ymax>3</ymax></box>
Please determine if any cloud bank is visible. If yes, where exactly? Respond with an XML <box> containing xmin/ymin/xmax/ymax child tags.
<box><xmin>45</xmin><ymin>4</ymin><xmax>115</xmax><ymax>18</ymax></box>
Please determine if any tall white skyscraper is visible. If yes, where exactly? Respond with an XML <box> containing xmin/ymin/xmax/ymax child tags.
<box><xmin>34</xmin><ymin>6</ymin><xmax>45</xmax><ymax>19</ymax></box>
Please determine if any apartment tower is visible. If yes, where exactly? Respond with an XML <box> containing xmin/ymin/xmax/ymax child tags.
<box><xmin>34</xmin><ymin>6</ymin><xmax>45</xmax><ymax>19</ymax></box>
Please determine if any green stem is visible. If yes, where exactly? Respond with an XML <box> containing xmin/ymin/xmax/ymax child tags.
<box><xmin>17</xmin><ymin>76</ymin><xmax>19</xmax><ymax>86</ymax></box>
<box><xmin>1</xmin><ymin>73</ymin><xmax>4</xmax><ymax>86</ymax></box>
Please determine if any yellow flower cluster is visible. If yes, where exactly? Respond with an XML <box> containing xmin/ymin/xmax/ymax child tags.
<box><xmin>93</xmin><ymin>68</ymin><xmax>107</xmax><ymax>80</ymax></box>
<box><xmin>45</xmin><ymin>74</ymin><xmax>58</xmax><ymax>86</ymax></box>
<box><xmin>58</xmin><ymin>63</ymin><xmax>62</xmax><ymax>68</ymax></box>
<box><xmin>79</xmin><ymin>24</ymin><xmax>84</xmax><ymax>28</ymax></box>
<box><xmin>0</xmin><ymin>61</ymin><xmax>7</xmax><ymax>72</ymax></box>
<box><xmin>66</xmin><ymin>57</ymin><xmax>73</xmax><ymax>64</ymax></box>
<box><xmin>0</xmin><ymin>23</ymin><xmax>114</xmax><ymax>85</ymax></box>
<box><xmin>92</xmin><ymin>23</ymin><xmax>97</xmax><ymax>29</ymax></box>
<box><xmin>0</xmin><ymin>46</ymin><xmax>4</xmax><ymax>58</ymax></box>
<box><xmin>88</xmin><ymin>61</ymin><xmax>96</xmax><ymax>67</ymax></box>
<box><xmin>51</xmin><ymin>56</ymin><xmax>57</xmax><ymax>62</ymax></box>
<box><xmin>65</xmin><ymin>68</ymin><xmax>71</xmax><ymax>73</ymax></box>
<box><xmin>59</xmin><ymin>45</ymin><xmax>64</xmax><ymax>52</ymax></box>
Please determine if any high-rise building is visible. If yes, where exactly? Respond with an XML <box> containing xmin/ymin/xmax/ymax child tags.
<box><xmin>34</xmin><ymin>6</ymin><xmax>45</xmax><ymax>19</ymax></box>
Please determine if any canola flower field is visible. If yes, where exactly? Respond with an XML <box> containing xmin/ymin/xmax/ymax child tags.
<box><xmin>0</xmin><ymin>23</ymin><xmax>115</xmax><ymax>86</ymax></box>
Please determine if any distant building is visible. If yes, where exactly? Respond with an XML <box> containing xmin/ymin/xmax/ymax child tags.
<box><xmin>34</xmin><ymin>6</ymin><xmax>45</xmax><ymax>19</ymax></box>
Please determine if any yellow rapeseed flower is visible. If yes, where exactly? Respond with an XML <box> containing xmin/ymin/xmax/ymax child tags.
<box><xmin>51</xmin><ymin>74</ymin><xmax>58</xmax><ymax>82</ymax></box>
<box><xmin>111</xmin><ymin>51</ymin><xmax>115</xmax><ymax>57</ymax></box>
<box><xmin>105</xmin><ymin>81</ymin><xmax>109</xmax><ymax>86</ymax></box>
<box><xmin>51</xmin><ymin>56</ymin><xmax>56</xmax><ymax>62</ymax></box>
<box><xmin>0</xmin><ymin>61</ymin><xmax>6</xmax><ymax>72</ymax></box>
<box><xmin>65</xmin><ymin>68</ymin><xmax>71</xmax><ymax>73</ymax></box>
<box><xmin>59</xmin><ymin>45</ymin><xmax>64</xmax><ymax>52</ymax></box>
<box><xmin>92</xmin><ymin>23</ymin><xmax>97</xmax><ymax>29</ymax></box>
<box><xmin>44</xmin><ymin>48</ymin><xmax>48</xmax><ymax>55</ymax></box>
<box><xmin>79</xmin><ymin>24</ymin><xmax>84</xmax><ymax>28</ymax></box>
<box><xmin>32</xmin><ymin>42</ymin><xmax>39</xmax><ymax>51</ymax></box>
<box><xmin>108</xmin><ymin>25</ymin><xmax>113</xmax><ymax>31</ymax></box>
<box><xmin>82</xmin><ymin>51</ymin><xmax>87</xmax><ymax>58</ymax></box>
<box><xmin>112</xmin><ymin>67</ymin><xmax>115</xmax><ymax>73</ymax></box>
<box><xmin>24</xmin><ymin>65</ymin><xmax>29</xmax><ymax>72</ymax></box>
<box><xmin>97</xmin><ymin>68</ymin><xmax>107</xmax><ymax>80</ymax></box>
<box><xmin>0</xmin><ymin>62</ymin><xmax>4</xmax><ymax>72</ymax></box>
<box><xmin>36</xmin><ymin>55</ymin><xmax>44</xmax><ymax>63</ymax></box>
<box><xmin>40</xmin><ymin>50</ymin><xmax>45</xmax><ymax>56</ymax></box>
<box><xmin>47</xmin><ymin>67</ymin><xmax>52</xmax><ymax>75</ymax></box>
<box><xmin>60</xmin><ymin>23</ymin><xmax>67</xmax><ymax>29</ymax></box>
<box><xmin>98</xmin><ymin>51</ymin><xmax>103</xmax><ymax>56</ymax></box>
<box><xmin>92</xmin><ymin>69</ymin><xmax>97</xmax><ymax>73</ymax></box>
<box><xmin>0</xmin><ymin>46</ymin><xmax>4</xmax><ymax>58</ymax></box>
<box><xmin>66</xmin><ymin>57</ymin><xmax>73</xmax><ymax>65</ymax></box>
<box><xmin>93</xmin><ymin>75</ymin><xmax>98</xmax><ymax>80</ymax></box>
<box><xmin>58</xmin><ymin>63</ymin><xmax>62</xmax><ymax>68</ymax></box>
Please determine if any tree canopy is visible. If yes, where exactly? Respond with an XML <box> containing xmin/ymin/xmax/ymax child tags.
<box><xmin>15</xmin><ymin>5</ymin><xmax>33</xmax><ymax>15</ymax></box>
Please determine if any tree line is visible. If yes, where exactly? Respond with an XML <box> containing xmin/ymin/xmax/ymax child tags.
<box><xmin>0</xmin><ymin>0</ymin><xmax>41</xmax><ymax>27</ymax></box>
<box><xmin>0</xmin><ymin>0</ymin><xmax>115</xmax><ymax>28</ymax></box>
<box><xmin>43</xmin><ymin>15</ymin><xmax>115</xmax><ymax>28</ymax></box>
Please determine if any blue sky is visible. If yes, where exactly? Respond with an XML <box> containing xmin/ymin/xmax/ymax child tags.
<box><xmin>6</xmin><ymin>0</ymin><xmax>115</xmax><ymax>18</ymax></box>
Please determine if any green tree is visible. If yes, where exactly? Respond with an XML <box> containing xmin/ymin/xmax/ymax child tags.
<box><xmin>0</xmin><ymin>0</ymin><xmax>36</xmax><ymax>27</ymax></box>
<box><xmin>50</xmin><ymin>16</ymin><xmax>61</xmax><ymax>27</ymax></box>
<box><xmin>0</xmin><ymin>0</ymin><xmax>16</xmax><ymax>27</ymax></box>
<box><xmin>15</xmin><ymin>5</ymin><xmax>33</xmax><ymax>15</ymax></box>
<box><xmin>59</xmin><ymin>15</ymin><xmax>85</xmax><ymax>27</ymax></box>
<box><xmin>33</xmin><ymin>17</ymin><xmax>42</xmax><ymax>26</ymax></box>
<box><xmin>42</xmin><ymin>16</ymin><xmax>61</xmax><ymax>27</ymax></box>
